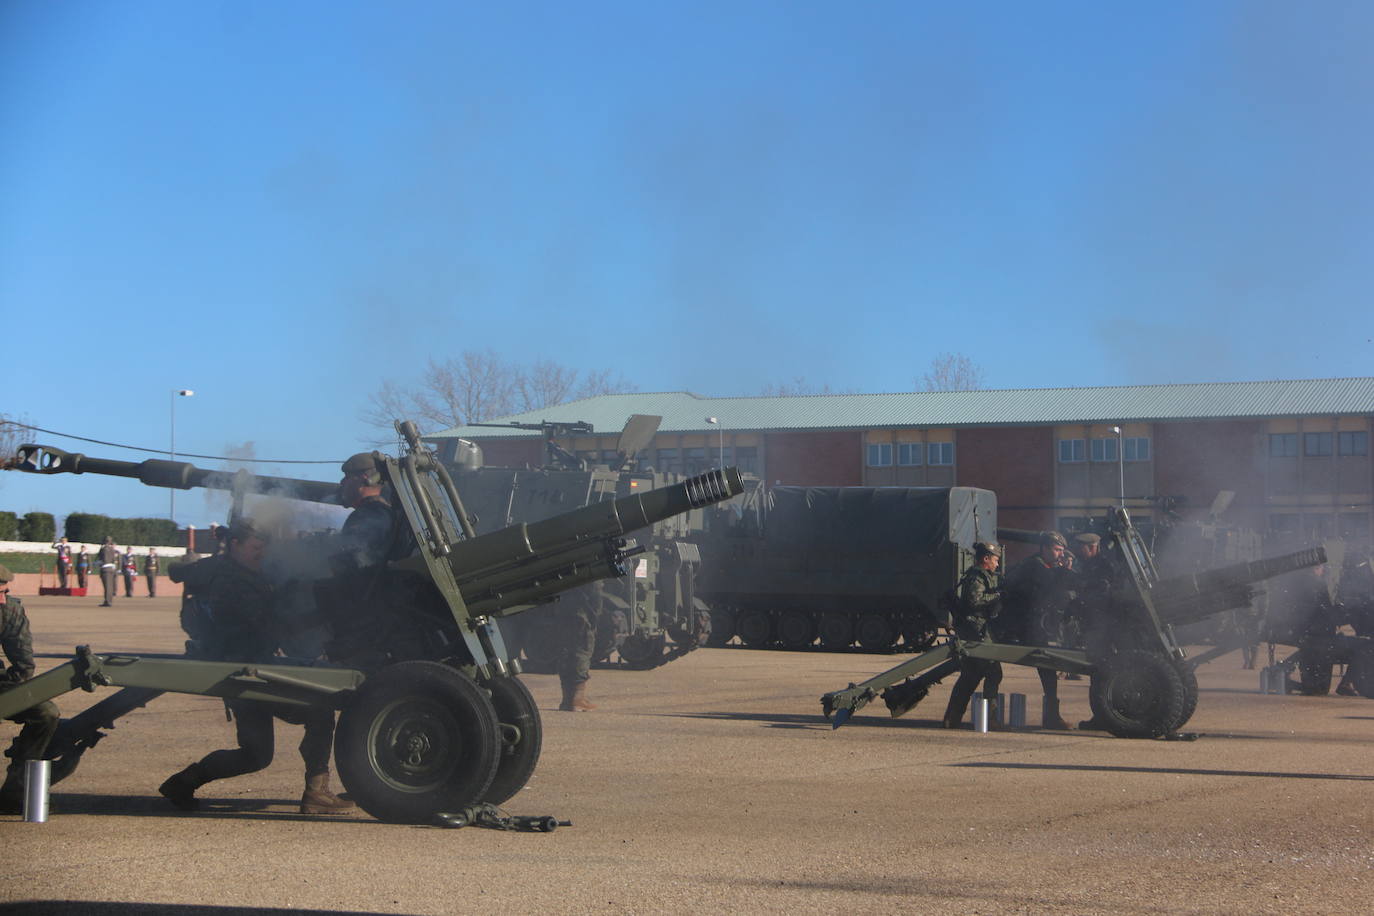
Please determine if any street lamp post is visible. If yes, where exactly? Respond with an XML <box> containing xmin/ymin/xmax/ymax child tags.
<box><xmin>1113</xmin><ymin>425</ymin><xmax>1125</xmax><ymax>508</ymax></box>
<box><xmin>170</xmin><ymin>389</ymin><xmax>194</xmax><ymax>521</ymax></box>
<box><xmin>705</xmin><ymin>417</ymin><xmax>724</xmax><ymax>469</ymax></box>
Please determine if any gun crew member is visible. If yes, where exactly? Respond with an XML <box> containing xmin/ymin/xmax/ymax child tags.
<box><xmin>159</xmin><ymin>519</ymin><xmax>354</xmax><ymax>815</ymax></box>
<box><xmin>0</xmin><ymin>565</ymin><xmax>60</xmax><ymax>814</ymax></box>
<box><xmin>942</xmin><ymin>542</ymin><xmax>1004</xmax><ymax>729</ymax></box>
<box><xmin>1001</xmin><ymin>530</ymin><xmax>1075</xmax><ymax>729</ymax></box>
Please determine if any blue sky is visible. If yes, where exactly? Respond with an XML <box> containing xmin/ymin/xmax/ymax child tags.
<box><xmin>3</xmin><ymin>0</ymin><xmax>1372</xmax><ymax>526</ymax></box>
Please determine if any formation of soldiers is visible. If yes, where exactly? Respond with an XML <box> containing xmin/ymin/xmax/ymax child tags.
<box><xmin>51</xmin><ymin>537</ymin><xmax>161</xmax><ymax>601</ymax></box>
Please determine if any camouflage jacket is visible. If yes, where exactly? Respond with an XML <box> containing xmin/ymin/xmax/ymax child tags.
<box><xmin>954</xmin><ymin>566</ymin><xmax>1000</xmax><ymax>641</ymax></box>
<box><xmin>0</xmin><ymin>595</ymin><xmax>37</xmax><ymax>683</ymax></box>
<box><xmin>169</xmin><ymin>554</ymin><xmax>278</xmax><ymax>661</ymax></box>
<box><xmin>335</xmin><ymin>497</ymin><xmax>396</xmax><ymax>573</ymax></box>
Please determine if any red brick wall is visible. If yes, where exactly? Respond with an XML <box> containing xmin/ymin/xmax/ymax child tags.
<box><xmin>762</xmin><ymin>431</ymin><xmax>864</xmax><ymax>486</ymax></box>
<box><xmin>1153</xmin><ymin>420</ymin><xmax>1266</xmax><ymax>528</ymax></box>
<box><xmin>957</xmin><ymin>426</ymin><xmax>1055</xmax><ymax>531</ymax></box>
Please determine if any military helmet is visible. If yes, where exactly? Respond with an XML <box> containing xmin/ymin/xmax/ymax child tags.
<box><xmin>1040</xmin><ymin>530</ymin><xmax>1067</xmax><ymax>548</ymax></box>
<box><xmin>0</xmin><ymin>563</ymin><xmax>11</xmax><ymax>584</ymax></box>
<box><xmin>226</xmin><ymin>518</ymin><xmax>269</xmax><ymax>544</ymax></box>
<box><xmin>973</xmin><ymin>541</ymin><xmax>1000</xmax><ymax>559</ymax></box>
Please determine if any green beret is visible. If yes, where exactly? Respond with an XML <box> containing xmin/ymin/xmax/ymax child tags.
<box><xmin>341</xmin><ymin>452</ymin><xmax>381</xmax><ymax>476</ymax></box>
<box><xmin>226</xmin><ymin>518</ymin><xmax>269</xmax><ymax>543</ymax></box>
<box><xmin>1074</xmin><ymin>532</ymin><xmax>1100</xmax><ymax>546</ymax></box>
<box><xmin>1040</xmin><ymin>530</ymin><xmax>1067</xmax><ymax>548</ymax></box>
<box><xmin>0</xmin><ymin>564</ymin><xmax>11</xmax><ymax>584</ymax></box>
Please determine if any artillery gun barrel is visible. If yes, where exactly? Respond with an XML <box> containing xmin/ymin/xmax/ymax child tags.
<box><xmin>1149</xmin><ymin>545</ymin><xmax>1327</xmax><ymax>626</ymax></box>
<box><xmin>996</xmin><ymin>527</ymin><xmax>1045</xmax><ymax>545</ymax></box>
<box><xmin>12</xmin><ymin>444</ymin><xmax>340</xmax><ymax>504</ymax></box>
<box><xmin>448</xmin><ymin>468</ymin><xmax>743</xmax><ymax>612</ymax></box>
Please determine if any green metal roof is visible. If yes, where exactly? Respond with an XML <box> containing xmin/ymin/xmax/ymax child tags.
<box><xmin>427</xmin><ymin>377</ymin><xmax>1374</xmax><ymax>440</ymax></box>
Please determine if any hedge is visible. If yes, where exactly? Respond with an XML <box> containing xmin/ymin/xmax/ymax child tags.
<box><xmin>0</xmin><ymin>512</ymin><xmax>16</xmax><ymax>541</ymax></box>
<box><xmin>18</xmin><ymin>512</ymin><xmax>55</xmax><ymax>543</ymax></box>
<box><xmin>65</xmin><ymin>514</ymin><xmax>181</xmax><ymax>547</ymax></box>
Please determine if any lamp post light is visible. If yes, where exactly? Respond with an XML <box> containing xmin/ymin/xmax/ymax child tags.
<box><xmin>705</xmin><ymin>416</ymin><xmax>724</xmax><ymax>469</ymax></box>
<box><xmin>1112</xmin><ymin>425</ymin><xmax>1125</xmax><ymax>508</ymax></box>
<box><xmin>171</xmin><ymin>389</ymin><xmax>194</xmax><ymax>521</ymax></box>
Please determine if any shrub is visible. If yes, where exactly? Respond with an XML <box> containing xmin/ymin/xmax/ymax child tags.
<box><xmin>0</xmin><ymin>511</ymin><xmax>16</xmax><ymax>541</ymax></box>
<box><xmin>18</xmin><ymin>512</ymin><xmax>55</xmax><ymax>543</ymax></box>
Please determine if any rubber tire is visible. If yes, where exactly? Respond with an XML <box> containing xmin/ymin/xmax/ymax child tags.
<box><xmin>1089</xmin><ymin>649</ymin><xmax>1187</xmax><ymax>739</ymax></box>
<box><xmin>855</xmin><ymin>613</ymin><xmax>897</xmax><ymax>652</ymax></box>
<box><xmin>1171</xmin><ymin>660</ymin><xmax>1200</xmax><ymax>732</ymax></box>
<box><xmin>1349</xmin><ymin>645</ymin><xmax>1374</xmax><ymax>699</ymax></box>
<box><xmin>618</xmin><ymin>631</ymin><xmax>667</xmax><ymax>669</ymax></box>
<box><xmin>482</xmin><ymin>676</ymin><xmax>542</xmax><ymax>806</ymax></box>
<box><xmin>777</xmin><ymin>611</ymin><xmax>817</xmax><ymax>650</ymax></box>
<box><xmin>818</xmin><ymin>613</ymin><xmax>855</xmax><ymax>650</ymax></box>
<box><xmin>737</xmin><ymin>610</ymin><xmax>773</xmax><ymax>648</ymax></box>
<box><xmin>705</xmin><ymin>608</ymin><xmax>736</xmax><ymax>648</ymax></box>
<box><xmin>336</xmin><ymin>661</ymin><xmax>501</xmax><ymax>824</ymax></box>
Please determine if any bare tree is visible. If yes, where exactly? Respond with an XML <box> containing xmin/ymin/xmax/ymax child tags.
<box><xmin>919</xmin><ymin>353</ymin><xmax>985</xmax><ymax>391</ymax></box>
<box><xmin>0</xmin><ymin>413</ymin><xmax>33</xmax><ymax>475</ymax></box>
<box><xmin>361</xmin><ymin>352</ymin><xmax>638</xmax><ymax>444</ymax></box>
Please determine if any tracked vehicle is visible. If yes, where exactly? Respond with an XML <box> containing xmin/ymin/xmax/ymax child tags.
<box><xmin>821</xmin><ymin>506</ymin><xmax>1329</xmax><ymax>738</ymax></box>
<box><xmin>0</xmin><ymin>423</ymin><xmax>742</xmax><ymax>822</ymax></box>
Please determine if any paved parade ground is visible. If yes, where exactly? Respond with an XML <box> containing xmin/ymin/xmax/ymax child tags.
<box><xmin>3</xmin><ymin>595</ymin><xmax>1372</xmax><ymax>915</ymax></box>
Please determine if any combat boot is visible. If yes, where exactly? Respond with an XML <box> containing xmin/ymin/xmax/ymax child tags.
<box><xmin>300</xmin><ymin>771</ymin><xmax>356</xmax><ymax>815</ymax></box>
<box><xmin>158</xmin><ymin>763</ymin><xmax>208</xmax><ymax>811</ymax></box>
<box><xmin>0</xmin><ymin>768</ymin><xmax>24</xmax><ymax>815</ymax></box>
<box><xmin>559</xmin><ymin>681</ymin><xmax>597</xmax><ymax>712</ymax></box>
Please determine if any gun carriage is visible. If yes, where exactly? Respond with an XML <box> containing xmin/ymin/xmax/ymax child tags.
<box><xmin>0</xmin><ymin>423</ymin><xmax>742</xmax><ymax>821</ymax></box>
<box><xmin>821</xmin><ymin>506</ymin><xmax>1329</xmax><ymax>738</ymax></box>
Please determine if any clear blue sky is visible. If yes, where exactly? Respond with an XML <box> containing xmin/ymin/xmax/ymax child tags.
<box><xmin>3</xmin><ymin>0</ymin><xmax>1372</xmax><ymax>526</ymax></box>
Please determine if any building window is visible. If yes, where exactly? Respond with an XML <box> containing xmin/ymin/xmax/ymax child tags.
<box><xmin>1269</xmin><ymin>513</ymin><xmax>1299</xmax><ymax>535</ymax></box>
<box><xmin>866</xmin><ymin>443</ymin><xmax>893</xmax><ymax>467</ymax></box>
<box><xmin>1124</xmin><ymin>437</ymin><xmax>1150</xmax><ymax>461</ymax></box>
<box><xmin>928</xmin><ymin>442</ymin><xmax>954</xmax><ymax>466</ymax></box>
<box><xmin>1340</xmin><ymin>514</ymin><xmax>1370</xmax><ymax>540</ymax></box>
<box><xmin>1338</xmin><ymin>431</ymin><xmax>1369</xmax><ymax>457</ymax></box>
<box><xmin>733</xmin><ymin>447</ymin><xmax>758</xmax><ymax>474</ymax></box>
<box><xmin>1057</xmin><ymin>517</ymin><xmax>1090</xmax><ymax>535</ymax></box>
<box><xmin>1058</xmin><ymin>439</ymin><xmax>1085</xmax><ymax>463</ymax></box>
<box><xmin>1090</xmin><ymin>438</ymin><xmax>1118</xmax><ymax>462</ymax></box>
<box><xmin>684</xmin><ymin>447</ymin><xmax>708</xmax><ymax>474</ymax></box>
<box><xmin>655</xmin><ymin>448</ymin><xmax>680</xmax><ymax>473</ymax></box>
<box><xmin>1268</xmin><ymin>434</ymin><xmax>1298</xmax><ymax>458</ymax></box>
<box><xmin>1304</xmin><ymin>432</ymin><xmax>1333</xmax><ymax>457</ymax></box>
<box><xmin>897</xmin><ymin>443</ymin><xmax>923</xmax><ymax>466</ymax></box>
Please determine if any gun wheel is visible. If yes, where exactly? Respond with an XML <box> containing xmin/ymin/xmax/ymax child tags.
<box><xmin>336</xmin><ymin>661</ymin><xmax>500</xmax><ymax>824</ymax></box>
<box><xmin>1089</xmin><ymin>649</ymin><xmax>1187</xmax><ymax>739</ymax></box>
<box><xmin>1171</xmin><ymin>660</ymin><xmax>1200</xmax><ymax>732</ymax></box>
<box><xmin>481</xmin><ymin>675</ymin><xmax>543</xmax><ymax>806</ymax></box>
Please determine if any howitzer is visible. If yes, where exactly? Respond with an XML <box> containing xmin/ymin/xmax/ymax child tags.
<box><xmin>3</xmin><ymin>423</ymin><xmax>744</xmax><ymax>822</ymax></box>
<box><xmin>824</xmin><ymin>507</ymin><xmax>1326</xmax><ymax>739</ymax></box>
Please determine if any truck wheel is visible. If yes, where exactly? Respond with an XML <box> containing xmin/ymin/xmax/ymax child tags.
<box><xmin>856</xmin><ymin>613</ymin><xmax>897</xmax><ymax>652</ymax></box>
<box><xmin>737</xmin><ymin>610</ymin><xmax>773</xmax><ymax>648</ymax></box>
<box><xmin>618</xmin><ymin>631</ymin><xmax>667</xmax><ymax>669</ymax></box>
<box><xmin>1089</xmin><ymin>650</ymin><xmax>1186</xmax><ymax>739</ymax></box>
<box><xmin>818</xmin><ymin>613</ymin><xmax>854</xmax><ymax>649</ymax></box>
<box><xmin>1348</xmin><ymin>646</ymin><xmax>1374</xmax><ymax>698</ymax></box>
<box><xmin>336</xmin><ymin>661</ymin><xmax>500</xmax><ymax>824</ymax></box>
<box><xmin>481</xmin><ymin>676</ymin><xmax>542</xmax><ymax>806</ymax></box>
<box><xmin>705</xmin><ymin>608</ymin><xmax>736</xmax><ymax>647</ymax></box>
<box><xmin>777</xmin><ymin>611</ymin><xmax>817</xmax><ymax>650</ymax></box>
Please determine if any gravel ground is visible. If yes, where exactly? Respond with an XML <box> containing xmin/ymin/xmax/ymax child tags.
<box><xmin>3</xmin><ymin>595</ymin><xmax>1372</xmax><ymax>915</ymax></box>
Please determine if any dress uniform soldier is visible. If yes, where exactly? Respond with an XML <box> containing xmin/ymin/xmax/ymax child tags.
<box><xmin>144</xmin><ymin>548</ymin><xmax>160</xmax><ymax>597</ymax></box>
<box><xmin>121</xmin><ymin>547</ymin><xmax>138</xmax><ymax>597</ymax></box>
<box><xmin>75</xmin><ymin>546</ymin><xmax>90</xmax><ymax>590</ymax></box>
<box><xmin>52</xmin><ymin>537</ymin><xmax>72</xmax><ymax>589</ymax></box>
<box><xmin>0</xmin><ymin>564</ymin><xmax>61</xmax><ymax>814</ymax></box>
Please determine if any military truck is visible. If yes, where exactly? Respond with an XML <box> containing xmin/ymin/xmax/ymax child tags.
<box><xmin>821</xmin><ymin>505</ymin><xmax>1331</xmax><ymax>738</ymax></box>
<box><xmin>693</xmin><ymin>485</ymin><xmax>998</xmax><ymax>652</ymax></box>
<box><xmin>440</xmin><ymin>415</ymin><xmax>714</xmax><ymax>670</ymax></box>
<box><xmin>0</xmin><ymin>423</ymin><xmax>742</xmax><ymax>822</ymax></box>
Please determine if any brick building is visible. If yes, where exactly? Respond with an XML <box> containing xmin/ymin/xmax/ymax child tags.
<box><xmin>426</xmin><ymin>378</ymin><xmax>1374</xmax><ymax>546</ymax></box>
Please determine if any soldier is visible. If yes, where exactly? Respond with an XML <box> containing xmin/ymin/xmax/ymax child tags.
<box><xmin>1001</xmin><ymin>530</ymin><xmax>1075</xmax><ymax>729</ymax></box>
<box><xmin>158</xmin><ymin>519</ymin><xmax>354</xmax><ymax>815</ymax></box>
<box><xmin>337</xmin><ymin>452</ymin><xmax>396</xmax><ymax>571</ymax></box>
<box><xmin>0</xmin><ymin>564</ymin><xmax>61</xmax><ymax>814</ymax></box>
<box><xmin>75</xmin><ymin>545</ymin><xmax>89</xmax><ymax>590</ymax></box>
<box><xmin>942</xmin><ymin>542</ymin><xmax>1004</xmax><ymax>728</ymax></box>
<box><xmin>144</xmin><ymin>548</ymin><xmax>159</xmax><ymax>597</ymax></box>
<box><xmin>121</xmin><ymin>546</ymin><xmax>138</xmax><ymax>597</ymax></box>
<box><xmin>52</xmin><ymin>537</ymin><xmax>72</xmax><ymax>589</ymax></box>
<box><xmin>557</xmin><ymin>584</ymin><xmax>602</xmax><ymax>712</ymax></box>
<box><xmin>96</xmin><ymin>536</ymin><xmax>120</xmax><ymax>606</ymax></box>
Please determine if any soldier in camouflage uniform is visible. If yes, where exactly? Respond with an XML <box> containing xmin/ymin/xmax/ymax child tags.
<box><xmin>942</xmin><ymin>543</ymin><xmax>1004</xmax><ymax>728</ymax></box>
<box><xmin>1001</xmin><ymin>530</ymin><xmax>1075</xmax><ymax>729</ymax></box>
<box><xmin>557</xmin><ymin>583</ymin><xmax>602</xmax><ymax>712</ymax></box>
<box><xmin>0</xmin><ymin>564</ymin><xmax>61</xmax><ymax>813</ymax></box>
<box><xmin>158</xmin><ymin>519</ymin><xmax>354</xmax><ymax>815</ymax></box>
